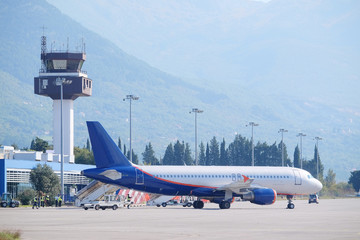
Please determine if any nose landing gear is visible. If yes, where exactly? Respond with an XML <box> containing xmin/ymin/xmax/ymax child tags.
<box><xmin>286</xmin><ymin>195</ymin><xmax>295</xmax><ymax>209</ymax></box>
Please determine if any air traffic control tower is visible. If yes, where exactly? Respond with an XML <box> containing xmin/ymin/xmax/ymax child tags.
<box><xmin>34</xmin><ymin>35</ymin><xmax>92</xmax><ymax>163</ymax></box>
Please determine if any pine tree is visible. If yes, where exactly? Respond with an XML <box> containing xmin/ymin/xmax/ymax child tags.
<box><xmin>183</xmin><ymin>143</ymin><xmax>193</xmax><ymax>165</ymax></box>
<box><xmin>86</xmin><ymin>138</ymin><xmax>91</xmax><ymax>151</ymax></box>
<box><xmin>205</xmin><ymin>143</ymin><xmax>210</xmax><ymax>165</ymax></box>
<box><xmin>142</xmin><ymin>142</ymin><xmax>159</xmax><ymax>165</ymax></box>
<box><xmin>173</xmin><ymin>141</ymin><xmax>185</xmax><ymax>165</ymax></box>
<box><xmin>220</xmin><ymin>138</ymin><xmax>228</xmax><ymax>165</ymax></box>
<box><xmin>209</xmin><ymin>137</ymin><xmax>220</xmax><ymax>165</ymax></box>
<box><xmin>294</xmin><ymin>145</ymin><xmax>300</xmax><ymax>168</ymax></box>
<box><xmin>117</xmin><ymin>137</ymin><xmax>122</xmax><ymax>150</ymax></box>
<box><xmin>163</xmin><ymin>143</ymin><xmax>174</xmax><ymax>165</ymax></box>
<box><xmin>199</xmin><ymin>142</ymin><xmax>206</xmax><ymax>165</ymax></box>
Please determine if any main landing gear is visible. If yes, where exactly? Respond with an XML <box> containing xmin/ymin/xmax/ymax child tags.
<box><xmin>287</xmin><ymin>195</ymin><xmax>295</xmax><ymax>209</ymax></box>
<box><xmin>193</xmin><ymin>200</ymin><xmax>204</xmax><ymax>209</ymax></box>
<box><xmin>219</xmin><ymin>201</ymin><xmax>231</xmax><ymax>209</ymax></box>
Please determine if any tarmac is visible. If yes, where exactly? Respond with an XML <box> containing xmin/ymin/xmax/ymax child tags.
<box><xmin>0</xmin><ymin>198</ymin><xmax>359</xmax><ymax>240</ymax></box>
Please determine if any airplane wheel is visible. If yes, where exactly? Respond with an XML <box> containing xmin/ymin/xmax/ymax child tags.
<box><xmin>287</xmin><ymin>203</ymin><xmax>295</xmax><ymax>209</ymax></box>
<box><xmin>193</xmin><ymin>201</ymin><xmax>204</xmax><ymax>209</ymax></box>
<box><xmin>220</xmin><ymin>201</ymin><xmax>230</xmax><ymax>209</ymax></box>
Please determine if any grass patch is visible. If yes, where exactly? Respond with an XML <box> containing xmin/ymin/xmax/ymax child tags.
<box><xmin>0</xmin><ymin>230</ymin><xmax>21</xmax><ymax>240</ymax></box>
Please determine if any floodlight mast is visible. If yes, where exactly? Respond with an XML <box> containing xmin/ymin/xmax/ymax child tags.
<box><xmin>247</xmin><ymin>122</ymin><xmax>259</xmax><ymax>166</ymax></box>
<box><xmin>278</xmin><ymin>129</ymin><xmax>288</xmax><ymax>167</ymax></box>
<box><xmin>190</xmin><ymin>108</ymin><xmax>203</xmax><ymax>165</ymax></box>
<box><xmin>314</xmin><ymin>136</ymin><xmax>322</xmax><ymax>179</ymax></box>
<box><xmin>296</xmin><ymin>133</ymin><xmax>306</xmax><ymax>169</ymax></box>
<box><xmin>123</xmin><ymin>95</ymin><xmax>139</xmax><ymax>163</ymax></box>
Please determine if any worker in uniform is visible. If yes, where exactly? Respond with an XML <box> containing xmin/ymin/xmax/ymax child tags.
<box><xmin>46</xmin><ymin>195</ymin><xmax>50</xmax><ymax>207</ymax></box>
<box><xmin>55</xmin><ymin>195</ymin><xmax>58</xmax><ymax>207</ymax></box>
<box><xmin>126</xmin><ymin>194</ymin><xmax>132</xmax><ymax>209</ymax></box>
<box><xmin>32</xmin><ymin>196</ymin><xmax>38</xmax><ymax>209</ymax></box>
<box><xmin>58</xmin><ymin>195</ymin><xmax>62</xmax><ymax>207</ymax></box>
<box><xmin>40</xmin><ymin>195</ymin><xmax>45</xmax><ymax>207</ymax></box>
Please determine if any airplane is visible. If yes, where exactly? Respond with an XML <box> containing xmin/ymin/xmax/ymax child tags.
<box><xmin>82</xmin><ymin>121</ymin><xmax>323</xmax><ymax>209</ymax></box>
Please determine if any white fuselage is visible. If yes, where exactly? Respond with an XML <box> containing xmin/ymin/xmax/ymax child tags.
<box><xmin>139</xmin><ymin>165</ymin><xmax>323</xmax><ymax>195</ymax></box>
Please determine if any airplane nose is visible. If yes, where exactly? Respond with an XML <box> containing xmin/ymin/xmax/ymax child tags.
<box><xmin>315</xmin><ymin>179</ymin><xmax>323</xmax><ymax>192</ymax></box>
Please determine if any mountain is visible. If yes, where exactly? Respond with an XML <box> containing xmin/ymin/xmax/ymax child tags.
<box><xmin>0</xmin><ymin>0</ymin><xmax>359</xmax><ymax>181</ymax></box>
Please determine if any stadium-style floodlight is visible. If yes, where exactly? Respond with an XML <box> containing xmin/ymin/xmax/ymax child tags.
<box><xmin>246</xmin><ymin>122</ymin><xmax>259</xmax><ymax>166</ymax></box>
<box><xmin>55</xmin><ymin>77</ymin><xmax>72</xmax><ymax>201</ymax></box>
<box><xmin>296</xmin><ymin>133</ymin><xmax>306</xmax><ymax>169</ymax></box>
<box><xmin>314</xmin><ymin>136</ymin><xmax>323</xmax><ymax>179</ymax></box>
<box><xmin>190</xmin><ymin>108</ymin><xmax>203</xmax><ymax>165</ymax></box>
<box><xmin>123</xmin><ymin>95</ymin><xmax>139</xmax><ymax>162</ymax></box>
<box><xmin>278</xmin><ymin>129</ymin><xmax>288</xmax><ymax>167</ymax></box>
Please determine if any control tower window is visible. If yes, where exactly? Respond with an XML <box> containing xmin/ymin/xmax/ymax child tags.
<box><xmin>52</xmin><ymin>60</ymin><xmax>67</xmax><ymax>69</ymax></box>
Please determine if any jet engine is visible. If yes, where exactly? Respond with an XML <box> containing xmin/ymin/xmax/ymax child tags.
<box><xmin>242</xmin><ymin>188</ymin><xmax>277</xmax><ymax>205</ymax></box>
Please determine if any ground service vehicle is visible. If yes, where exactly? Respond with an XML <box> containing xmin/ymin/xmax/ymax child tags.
<box><xmin>308</xmin><ymin>194</ymin><xmax>319</xmax><ymax>204</ymax></box>
<box><xmin>157</xmin><ymin>199</ymin><xmax>193</xmax><ymax>207</ymax></box>
<box><xmin>83</xmin><ymin>195</ymin><xmax>123</xmax><ymax>210</ymax></box>
<box><xmin>1</xmin><ymin>193</ymin><xmax>20</xmax><ymax>208</ymax></box>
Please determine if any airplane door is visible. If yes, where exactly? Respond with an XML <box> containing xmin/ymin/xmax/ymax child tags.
<box><xmin>293</xmin><ymin>170</ymin><xmax>302</xmax><ymax>185</ymax></box>
<box><xmin>135</xmin><ymin>169</ymin><xmax>144</xmax><ymax>185</ymax></box>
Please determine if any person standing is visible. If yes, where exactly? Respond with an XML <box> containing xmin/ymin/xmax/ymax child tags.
<box><xmin>45</xmin><ymin>195</ymin><xmax>50</xmax><ymax>207</ymax></box>
<box><xmin>58</xmin><ymin>195</ymin><xmax>62</xmax><ymax>207</ymax></box>
<box><xmin>32</xmin><ymin>196</ymin><xmax>38</xmax><ymax>209</ymax></box>
<box><xmin>55</xmin><ymin>195</ymin><xmax>59</xmax><ymax>207</ymax></box>
<box><xmin>40</xmin><ymin>195</ymin><xmax>45</xmax><ymax>208</ymax></box>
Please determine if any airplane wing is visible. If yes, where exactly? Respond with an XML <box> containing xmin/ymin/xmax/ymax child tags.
<box><xmin>216</xmin><ymin>175</ymin><xmax>255</xmax><ymax>194</ymax></box>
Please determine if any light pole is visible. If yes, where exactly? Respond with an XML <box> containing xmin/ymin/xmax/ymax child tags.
<box><xmin>55</xmin><ymin>77</ymin><xmax>72</xmax><ymax>201</ymax></box>
<box><xmin>314</xmin><ymin>136</ymin><xmax>322</xmax><ymax>179</ymax></box>
<box><xmin>246</xmin><ymin>122</ymin><xmax>259</xmax><ymax>166</ymax></box>
<box><xmin>190</xmin><ymin>108</ymin><xmax>203</xmax><ymax>165</ymax></box>
<box><xmin>296</xmin><ymin>133</ymin><xmax>306</xmax><ymax>169</ymax></box>
<box><xmin>123</xmin><ymin>95</ymin><xmax>139</xmax><ymax>163</ymax></box>
<box><xmin>278</xmin><ymin>129</ymin><xmax>288</xmax><ymax>167</ymax></box>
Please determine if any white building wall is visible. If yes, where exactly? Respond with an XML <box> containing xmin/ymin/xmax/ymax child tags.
<box><xmin>53</xmin><ymin>100</ymin><xmax>74</xmax><ymax>163</ymax></box>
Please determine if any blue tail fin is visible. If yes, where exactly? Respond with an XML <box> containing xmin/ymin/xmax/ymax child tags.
<box><xmin>87</xmin><ymin>121</ymin><xmax>132</xmax><ymax>168</ymax></box>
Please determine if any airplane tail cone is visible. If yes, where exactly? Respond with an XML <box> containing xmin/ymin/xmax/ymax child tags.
<box><xmin>87</xmin><ymin>121</ymin><xmax>132</xmax><ymax>168</ymax></box>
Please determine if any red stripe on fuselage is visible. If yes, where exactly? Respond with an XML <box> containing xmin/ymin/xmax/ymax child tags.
<box><xmin>133</xmin><ymin>166</ymin><xmax>217</xmax><ymax>189</ymax></box>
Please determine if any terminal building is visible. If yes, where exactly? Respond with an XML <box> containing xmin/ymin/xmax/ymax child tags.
<box><xmin>0</xmin><ymin>146</ymin><xmax>92</xmax><ymax>201</ymax></box>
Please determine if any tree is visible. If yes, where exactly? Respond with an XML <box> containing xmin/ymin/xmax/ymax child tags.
<box><xmin>324</xmin><ymin>169</ymin><xmax>336</xmax><ymax>188</ymax></box>
<box><xmin>117</xmin><ymin>137</ymin><xmax>122</xmax><ymax>150</ymax></box>
<box><xmin>30</xmin><ymin>164</ymin><xmax>60</xmax><ymax>197</ymax></box>
<box><xmin>126</xmin><ymin>149</ymin><xmax>139</xmax><ymax>164</ymax></box>
<box><xmin>348</xmin><ymin>170</ymin><xmax>360</xmax><ymax>192</ymax></box>
<box><xmin>205</xmin><ymin>143</ymin><xmax>210</xmax><ymax>165</ymax></box>
<box><xmin>293</xmin><ymin>145</ymin><xmax>300</xmax><ymax>168</ymax></box>
<box><xmin>198</xmin><ymin>142</ymin><xmax>206</xmax><ymax>166</ymax></box>
<box><xmin>74</xmin><ymin>147</ymin><xmax>95</xmax><ymax>165</ymax></box>
<box><xmin>86</xmin><ymin>138</ymin><xmax>91</xmax><ymax>151</ymax></box>
<box><xmin>183</xmin><ymin>143</ymin><xmax>193</xmax><ymax>165</ymax></box>
<box><xmin>30</xmin><ymin>137</ymin><xmax>49</xmax><ymax>153</ymax></box>
<box><xmin>163</xmin><ymin>143</ymin><xmax>174</xmax><ymax>165</ymax></box>
<box><xmin>209</xmin><ymin>137</ymin><xmax>220</xmax><ymax>165</ymax></box>
<box><xmin>18</xmin><ymin>189</ymin><xmax>36</xmax><ymax>205</ymax></box>
<box><xmin>219</xmin><ymin>138</ymin><xmax>228</xmax><ymax>166</ymax></box>
<box><xmin>173</xmin><ymin>141</ymin><xmax>185</xmax><ymax>165</ymax></box>
<box><xmin>142</xmin><ymin>142</ymin><xmax>159</xmax><ymax>165</ymax></box>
